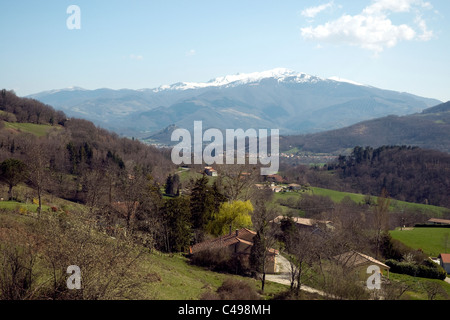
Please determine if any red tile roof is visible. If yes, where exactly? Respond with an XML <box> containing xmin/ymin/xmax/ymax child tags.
<box><xmin>267</xmin><ymin>174</ymin><xmax>284</xmax><ymax>183</ymax></box>
<box><xmin>333</xmin><ymin>251</ymin><xmax>390</xmax><ymax>270</ymax></box>
<box><xmin>428</xmin><ymin>218</ymin><xmax>450</xmax><ymax>225</ymax></box>
<box><xmin>190</xmin><ymin>228</ymin><xmax>278</xmax><ymax>255</ymax></box>
<box><xmin>190</xmin><ymin>228</ymin><xmax>255</xmax><ymax>254</ymax></box>
<box><xmin>271</xmin><ymin>216</ymin><xmax>332</xmax><ymax>227</ymax></box>
<box><xmin>439</xmin><ymin>253</ymin><xmax>450</xmax><ymax>264</ymax></box>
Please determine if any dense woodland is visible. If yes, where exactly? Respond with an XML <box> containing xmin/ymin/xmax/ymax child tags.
<box><xmin>329</xmin><ymin>146</ymin><xmax>450</xmax><ymax>208</ymax></box>
<box><xmin>0</xmin><ymin>89</ymin><xmax>174</xmax><ymax>190</ymax></box>
<box><xmin>280</xmin><ymin>146</ymin><xmax>450</xmax><ymax>209</ymax></box>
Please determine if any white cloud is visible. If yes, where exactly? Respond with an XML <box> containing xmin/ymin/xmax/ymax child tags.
<box><xmin>415</xmin><ymin>14</ymin><xmax>433</xmax><ymax>41</ymax></box>
<box><xmin>186</xmin><ymin>49</ymin><xmax>196</xmax><ymax>57</ymax></box>
<box><xmin>130</xmin><ymin>54</ymin><xmax>144</xmax><ymax>61</ymax></box>
<box><xmin>301</xmin><ymin>1</ymin><xmax>334</xmax><ymax>18</ymax></box>
<box><xmin>301</xmin><ymin>0</ymin><xmax>434</xmax><ymax>53</ymax></box>
<box><xmin>363</xmin><ymin>0</ymin><xmax>432</xmax><ymax>15</ymax></box>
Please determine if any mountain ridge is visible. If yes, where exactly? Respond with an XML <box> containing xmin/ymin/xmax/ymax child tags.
<box><xmin>26</xmin><ymin>68</ymin><xmax>442</xmax><ymax>138</ymax></box>
<box><xmin>280</xmin><ymin>101</ymin><xmax>450</xmax><ymax>154</ymax></box>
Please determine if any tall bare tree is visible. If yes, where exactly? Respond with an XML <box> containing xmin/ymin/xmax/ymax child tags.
<box><xmin>215</xmin><ymin>164</ymin><xmax>259</xmax><ymax>201</ymax></box>
<box><xmin>249</xmin><ymin>195</ymin><xmax>279</xmax><ymax>292</ymax></box>
<box><xmin>24</xmin><ymin>138</ymin><xmax>50</xmax><ymax>217</ymax></box>
<box><xmin>373</xmin><ymin>188</ymin><xmax>391</xmax><ymax>259</ymax></box>
<box><xmin>285</xmin><ymin>227</ymin><xmax>320</xmax><ymax>296</ymax></box>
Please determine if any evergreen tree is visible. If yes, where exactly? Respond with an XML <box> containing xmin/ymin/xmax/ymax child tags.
<box><xmin>165</xmin><ymin>174</ymin><xmax>173</xmax><ymax>195</ymax></box>
<box><xmin>165</xmin><ymin>174</ymin><xmax>180</xmax><ymax>196</ymax></box>
<box><xmin>249</xmin><ymin>231</ymin><xmax>265</xmax><ymax>274</ymax></box>
<box><xmin>190</xmin><ymin>176</ymin><xmax>215</xmax><ymax>230</ymax></box>
<box><xmin>163</xmin><ymin>196</ymin><xmax>192</xmax><ymax>253</ymax></box>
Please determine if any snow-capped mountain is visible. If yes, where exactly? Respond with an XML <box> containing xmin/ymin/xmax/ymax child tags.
<box><xmin>153</xmin><ymin>68</ymin><xmax>324</xmax><ymax>92</ymax></box>
<box><xmin>327</xmin><ymin>76</ymin><xmax>366</xmax><ymax>86</ymax></box>
<box><xmin>26</xmin><ymin>68</ymin><xmax>441</xmax><ymax>139</ymax></box>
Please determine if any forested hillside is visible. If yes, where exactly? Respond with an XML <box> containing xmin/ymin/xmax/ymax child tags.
<box><xmin>0</xmin><ymin>89</ymin><xmax>174</xmax><ymax>205</ymax></box>
<box><xmin>328</xmin><ymin>146</ymin><xmax>450</xmax><ymax>208</ymax></box>
<box><xmin>280</xmin><ymin>101</ymin><xmax>450</xmax><ymax>154</ymax></box>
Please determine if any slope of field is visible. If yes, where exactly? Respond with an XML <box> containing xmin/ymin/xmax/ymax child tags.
<box><xmin>389</xmin><ymin>273</ymin><xmax>450</xmax><ymax>300</ymax></box>
<box><xmin>0</xmin><ymin>189</ymin><xmax>287</xmax><ymax>300</ymax></box>
<box><xmin>272</xmin><ymin>186</ymin><xmax>450</xmax><ymax>218</ymax></box>
<box><xmin>390</xmin><ymin>228</ymin><xmax>450</xmax><ymax>257</ymax></box>
<box><xmin>3</xmin><ymin>121</ymin><xmax>61</xmax><ymax>137</ymax></box>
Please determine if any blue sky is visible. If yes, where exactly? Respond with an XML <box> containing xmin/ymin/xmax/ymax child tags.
<box><xmin>1</xmin><ymin>0</ymin><xmax>449</xmax><ymax>102</ymax></box>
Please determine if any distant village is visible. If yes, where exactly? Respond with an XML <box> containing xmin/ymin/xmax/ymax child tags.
<box><xmin>203</xmin><ymin>166</ymin><xmax>305</xmax><ymax>193</ymax></box>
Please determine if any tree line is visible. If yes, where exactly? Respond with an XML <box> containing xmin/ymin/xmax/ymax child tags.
<box><xmin>328</xmin><ymin>146</ymin><xmax>450</xmax><ymax>208</ymax></box>
<box><xmin>0</xmin><ymin>90</ymin><xmax>174</xmax><ymax>216</ymax></box>
<box><xmin>280</xmin><ymin>145</ymin><xmax>450</xmax><ymax>209</ymax></box>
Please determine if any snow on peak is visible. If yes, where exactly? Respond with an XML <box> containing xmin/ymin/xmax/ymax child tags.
<box><xmin>152</xmin><ymin>69</ymin><xmax>367</xmax><ymax>92</ymax></box>
<box><xmin>153</xmin><ymin>68</ymin><xmax>320</xmax><ymax>92</ymax></box>
<box><xmin>328</xmin><ymin>76</ymin><xmax>366</xmax><ymax>86</ymax></box>
<box><xmin>208</xmin><ymin>68</ymin><xmax>298</xmax><ymax>86</ymax></box>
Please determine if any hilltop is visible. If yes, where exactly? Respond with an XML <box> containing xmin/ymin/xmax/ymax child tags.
<box><xmin>281</xmin><ymin>101</ymin><xmax>450</xmax><ymax>154</ymax></box>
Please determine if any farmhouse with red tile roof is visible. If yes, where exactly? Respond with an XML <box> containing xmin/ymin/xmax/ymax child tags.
<box><xmin>439</xmin><ymin>253</ymin><xmax>450</xmax><ymax>274</ymax></box>
<box><xmin>190</xmin><ymin>228</ymin><xmax>279</xmax><ymax>274</ymax></box>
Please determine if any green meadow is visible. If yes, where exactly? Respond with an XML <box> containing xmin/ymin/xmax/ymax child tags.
<box><xmin>4</xmin><ymin>121</ymin><xmax>61</xmax><ymax>137</ymax></box>
<box><xmin>390</xmin><ymin>227</ymin><xmax>450</xmax><ymax>257</ymax></box>
<box><xmin>272</xmin><ymin>186</ymin><xmax>450</xmax><ymax>218</ymax></box>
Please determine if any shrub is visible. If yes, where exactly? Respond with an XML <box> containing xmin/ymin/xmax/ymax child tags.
<box><xmin>381</xmin><ymin>233</ymin><xmax>428</xmax><ymax>262</ymax></box>
<box><xmin>216</xmin><ymin>278</ymin><xmax>260</xmax><ymax>300</ymax></box>
<box><xmin>191</xmin><ymin>247</ymin><xmax>232</xmax><ymax>270</ymax></box>
<box><xmin>190</xmin><ymin>248</ymin><xmax>249</xmax><ymax>275</ymax></box>
<box><xmin>385</xmin><ymin>259</ymin><xmax>447</xmax><ymax>280</ymax></box>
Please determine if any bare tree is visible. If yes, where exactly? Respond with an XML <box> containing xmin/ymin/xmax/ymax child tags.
<box><xmin>0</xmin><ymin>225</ymin><xmax>42</xmax><ymax>300</ymax></box>
<box><xmin>285</xmin><ymin>227</ymin><xmax>320</xmax><ymax>296</ymax></box>
<box><xmin>116</xmin><ymin>165</ymin><xmax>149</xmax><ymax>230</ymax></box>
<box><xmin>423</xmin><ymin>282</ymin><xmax>448</xmax><ymax>300</ymax></box>
<box><xmin>38</xmin><ymin>213</ymin><xmax>146</xmax><ymax>300</ymax></box>
<box><xmin>24</xmin><ymin>138</ymin><xmax>50</xmax><ymax>217</ymax></box>
<box><xmin>373</xmin><ymin>188</ymin><xmax>391</xmax><ymax>259</ymax></box>
<box><xmin>215</xmin><ymin>164</ymin><xmax>259</xmax><ymax>201</ymax></box>
<box><xmin>249</xmin><ymin>195</ymin><xmax>279</xmax><ymax>292</ymax></box>
<box><xmin>382</xmin><ymin>281</ymin><xmax>411</xmax><ymax>300</ymax></box>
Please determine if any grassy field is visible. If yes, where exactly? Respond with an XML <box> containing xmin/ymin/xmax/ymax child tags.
<box><xmin>390</xmin><ymin>227</ymin><xmax>450</xmax><ymax>257</ymax></box>
<box><xmin>0</xmin><ymin>200</ymin><xmax>51</xmax><ymax>214</ymax></box>
<box><xmin>177</xmin><ymin>167</ymin><xmax>218</xmax><ymax>186</ymax></box>
<box><xmin>272</xmin><ymin>186</ymin><xmax>450</xmax><ymax>218</ymax></box>
<box><xmin>139</xmin><ymin>252</ymin><xmax>287</xmax><ymax>300</ymax></box>
<box><xmin>311</xmin><ymin>187</ymin><xmax>449</xmax><ymax>216</ymax></box>
<box><xmin>389</xmin><ymin>272</ymin><xmax>450</xmax><ymax>300</ymax></box>
<box><xmin>3</xmin><ymin>121</ymin><xmax>61</xmax><ymax>137</ymax></box>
